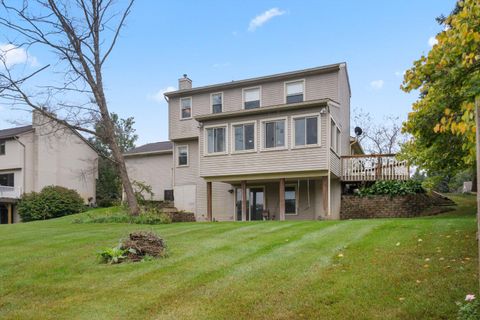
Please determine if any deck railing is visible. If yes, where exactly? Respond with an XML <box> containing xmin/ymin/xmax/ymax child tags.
<box><xmin>0</xmin><ymin>186</ymin><xmax>22</xmax><ymax>199</ymax></box>
<box><xmin>341</xmin><ymin>154</ymin><xmax>409</xmax><ymax>182</ymax></box>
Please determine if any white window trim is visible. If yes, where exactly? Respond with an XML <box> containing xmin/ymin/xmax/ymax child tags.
<box><xmin>284</xmin><ymin>183</ymin><xmax>298</xmax><ymax>215</ymax></box>
<box><xmin>204</xmin><ymin>124</ymin><xmax>229</xmax><ymax>156</ymax></box>
<box><xmin>210</xmin><ymin>92</ymin><xmax>223</xmax><ymax>114</ymax></box>
<box><xmin>284</xmin><ymin>79</ymin><xmax>306</xmax><ymax>104</ymax></box>
<box><xmin>260</xmin><ymin>116</ymin><xmax>288</xmax><ymax>152</ymax></box>
<box><xmin>291</xmin><ymin>113</ymin><xmax>321</xmax><ymax>149</ymax></box>
<box><xmin>242</xmin><ymin>86</ymin><xmax>262</xmax><ymax>109</ymax></box>
<box><xmin>179</xmin><ymin>96</ymin><xmax>193</xmax><ymax>120</ymax></box>
<box><xmin>176</xmin><ymin>145</ymin><xmax>189</xmax><ymax>167</ymax></box>
<box><xmin>231</xmin><ymin>120</ymin><xmax>257</xmax><ymax>154</ymax></box>
<box><xmin>330</xmin><ymin>116</ymin><xmax>341</xmax><ymax>156</ymax></box>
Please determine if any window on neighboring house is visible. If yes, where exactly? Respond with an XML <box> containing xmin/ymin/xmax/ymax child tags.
<box><xmin>233</xmin><ymin>123</ymin><xmax>255</xmax><ymax>151</ymax></box>
<box><xmin>211</xmin><ymin>93</ymin><xmax>222</xmax><ymax>114</ymax></box>
<box><xmin>0</xmin><ymin>140</ymin><xmax>5</xmax><ymax>155</ymax></box>
<box><xmin>285</xmin><ymin>185</ymin><xmax>297</xmax><ymax>214</ymax></box>
<box><xmin>243</xmin><ymin>87</ymin><xmax>260</xmax><ymax>109</ymax></box>
<box><xmin>294</xmin><ymin>116</ymin><xmax>318</xmax><ymax>146</ymax></box>
<box><xmin>264</xmin><ymin>120</ymin><xmax>285</xmax><ymax>149</ymax></box>
<box><xmin>0</xmin><ymin>173</ymin><xmax>14</xmax><ymax>187</ymax></box>
<box><xmin>206</xmin><ymin>127</ymin><xmax>226</xmax><ymax>154</ymax></box>
<box><xmin>180</xmin><ymin>97</ymin><xmax>192</xmax><ymax>119</ymax></box>
<box><xmin>330</xmin><ymin>119</ymin><xmax>341</xmax><ymax>154</ymax></box>
<box><xmin>177</xmin><ymin>145</ymin><xmax>188</xmax><ymax>166</ymax></box>
<box><xmin>286</xmin><ymin>80</ymin><xmax>304</xmax><ymax>104</ymax></box>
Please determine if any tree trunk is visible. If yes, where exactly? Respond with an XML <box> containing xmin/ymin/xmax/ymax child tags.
<box><xmin>475</xmin><ymin>95</ymin><xmax>480</xmax><ymax>293</ymax></box>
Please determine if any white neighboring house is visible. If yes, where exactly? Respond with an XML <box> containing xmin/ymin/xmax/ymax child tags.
<box><xmin>123</xmin><ymin>141</ymin><xmax>173</xmax><ymax>202</ymax></box>
<box><xmin>0</xmin><ymin>111</ymin><xmax>98</xmax><ymax>224</ymax></box>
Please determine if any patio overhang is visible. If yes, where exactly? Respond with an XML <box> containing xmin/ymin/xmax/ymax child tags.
<box><xmin>202</xmin><ymin>169</ymin><xmax>328</xmax><ymax>183</ymax></box>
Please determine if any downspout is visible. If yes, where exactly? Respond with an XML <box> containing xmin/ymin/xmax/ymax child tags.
<box><xmin>13</xmin><ymin>136</ymin><xmax>26</xmax><ymax>195</ymax></box>
<box><xmin>327</xmin><ymin>105</ymin><xmax>331</xmax><ymax>217</ymax></box>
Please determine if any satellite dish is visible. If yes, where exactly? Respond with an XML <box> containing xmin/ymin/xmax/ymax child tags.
<box><xmin>354</xmin><ymin>126</ymin><xmax>363</xmax><ymax>136</ymax></box>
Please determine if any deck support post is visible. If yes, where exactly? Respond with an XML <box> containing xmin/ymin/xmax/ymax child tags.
<box><xmin>7</xmin><ymin>204</ymin><xmax>12</xmax><ymax>224</ymax></box>
<box><xmin>322</xmin><ymin>176</ymin><xmax>329</xmax><ymax>214</ymax></box>
<box><xmin>207</xmin><ymin>182</ymin><xmax>212</xmax><ymax>221</ymax></box>
<box><xmin>241</xmin><ymin>180</ymin><xmax>247</xmax><ymax>221</ymax></box>
<box><xmin>279</xmin><ymin>178</ymin><xmax>285</xmax><ymax>221</ymax></box>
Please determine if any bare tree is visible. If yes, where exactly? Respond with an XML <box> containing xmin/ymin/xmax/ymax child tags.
<box><xmin>352</xmin><ymin>108</ymin><xmax>406</xmax><ymax>154</ymax></box>
<box><xmin>0</xmin><ymin>0</ymin><xmax>140</xmax><ymax>215</ymax></box>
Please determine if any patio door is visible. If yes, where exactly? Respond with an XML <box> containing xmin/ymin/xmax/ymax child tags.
<box><xmin>235</xmin><ymin>187</ymin><xmax>265</xmax><ymax>221</ymax></box>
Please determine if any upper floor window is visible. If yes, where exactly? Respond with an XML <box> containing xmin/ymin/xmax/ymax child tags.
<box><xmin>330</xmin><ymin>119</ymin><xmax>341</xmax><ymax>154</ymax></box>
<box><xmin>177</xmin><ymin>145</ymin><xmax>188</xmax><ymax>167</ymax></box>
<box><xmin>206</xmin><ymin>126</ymin><xmax>227</xmax><ymax>154</ymax></box>
<box><xmin>243</xmin><ymin>87</ymin><xmax>261</xmax><ymax>109</ymax></box>
<box><xmin>211</xmin><ymin>93</ymin><xmax>223</xmax><ymax>114</ymax></box>
<box><xmin>233</xmin><ymin>123</ymin><xmax>255</xmax><ymax>152</ymax></box>
<box><xmin>0</xmin><ymin>140</ymin><xmax>5</xmax><ymax>155</ymax></box>
<box><xmin>285</xmin><ymin>80</ymin><xmax>304</xmax><ymax>104</ymax></box>
<box><xmin>0</xmin><ymin>173</ymin><xmax>14</xmax><ymax>187</ymax></box>
<box><xmin>180</xmin><ymin>97</ymin><xmax>192</xmax><ymax>119</ymax></box>
<box><xmin>264</xmin><ymin>119</ymin><xmax>285</xmax><ymax>149</ymax></box>
<box><xmin>294</xmin><ymin>116</ymin><xmax>318</xmax><ymax>147</ymax></box>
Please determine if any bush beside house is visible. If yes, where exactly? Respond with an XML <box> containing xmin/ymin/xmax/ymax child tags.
<box><xmin>18</xmin><ymin>186</ymin><xmax>85</xmax><ymax>221</ymax></box>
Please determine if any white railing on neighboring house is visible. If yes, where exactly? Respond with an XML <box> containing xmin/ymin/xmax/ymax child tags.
<box><xmin>0</xmin><ymin>186</ymin><xmax>22</xmax><ymax>199</ymax></box>
<box><xmin>341</xmin><ymin>154</ymin><xmax>409</xmax><ymax>182</ymax></box>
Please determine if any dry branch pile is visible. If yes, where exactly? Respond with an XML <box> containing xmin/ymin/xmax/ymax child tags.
<box><xmin>121</xmin><ymin>231</ymin><xmax>166</xmax><ymax>262</ymax></box>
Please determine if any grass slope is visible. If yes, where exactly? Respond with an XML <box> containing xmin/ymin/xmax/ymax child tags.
<box><xmin>0</xmin><ymin>195</ymin><xmax>477</xmax><ymax>319</ymax></box>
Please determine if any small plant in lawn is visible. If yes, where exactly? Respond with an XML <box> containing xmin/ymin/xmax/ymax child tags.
<box><xmin>457</xmin><ymin>294</ymin><xmax>480</xmax><ymax>320</ymax></box>
<box><xmin>98</xmin><ymin>246</ymin><xmax>133</xmax><ymax>264</ymax></box>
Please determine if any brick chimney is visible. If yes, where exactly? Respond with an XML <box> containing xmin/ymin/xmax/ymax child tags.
<box><xmin>178</xmin><ymin>74</ymin><xmax>192</xmax><ymax>90</ymax></box>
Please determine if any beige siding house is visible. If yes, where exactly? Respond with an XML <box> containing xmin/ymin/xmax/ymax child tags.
<box><xmin>126</xmin><ymin>63</ymin><xmax>359</xmax><ymax>221</ymax></box>
<box><xmin>0</xmin><ymin>111</ymin><xmax>98</xmax><ymax>224</ymax></box>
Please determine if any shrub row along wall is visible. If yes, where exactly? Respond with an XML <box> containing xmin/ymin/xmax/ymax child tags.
<box><xmin>340</xmin><ymin>193</ymin><xmax>452</xmax><ymax>220</ymax></box>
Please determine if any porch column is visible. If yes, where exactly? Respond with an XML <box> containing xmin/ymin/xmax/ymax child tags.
<box><xmin>241</xmin><ymin>180</ymin><xmax>247</xmax><ymax>221</ymax></box>
<box><xmin>322</xmin><ymin>176</ymin><xmax>329</xmax><ymax>213</ymax></box>
<box><xmin>207</xmin><ymin>182</ymin><xmax>212</xmax><ymax>221</ymax></box>
<box><xmin>279</xmin><ymin>178</ymin><xmax>285</xmax><ymax>221</ymax></box>
<box><xmin>7</xmin><ymin>204</ymin><xmax>12</xmax><ymax>224</ymax></box>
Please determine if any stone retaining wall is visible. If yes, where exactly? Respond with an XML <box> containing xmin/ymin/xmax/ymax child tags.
<box><xmin>340</xmin><ymin>193</ymin><xmax>452</xmax><ymax>220</ymax></box>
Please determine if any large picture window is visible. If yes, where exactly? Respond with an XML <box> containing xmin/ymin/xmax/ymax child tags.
<box><xmin>180</xmin><ymin>97</ymin><xmax>192</xmax><ymax>119</ymax></box>
<box><xmin>285</xmin><ymin>80</ymin><xmax>304</xmax><ymax>104</ymax></box>
<box><xmin>206</xmin><ymin>127</ymin><xmax>226</xmax><ymax>154</ymax></box>
<box><xmin>264</xmin><ymin>120</ymin><xmax>285</xmax><ymax>149</ymax></box>
<box><xmin>243</xmin><ymin>87</ymin><xmax>260</xmax><ymax>109</ymax></box>
<box><xmin>294</xmin><ymin>116</ymin><xmax>318</xmax><ymax>146</ymax></box>
<box><xmin>233</xmin><ymin>123</ymin><xmax>255</xmax><ymax>151</ymax></box>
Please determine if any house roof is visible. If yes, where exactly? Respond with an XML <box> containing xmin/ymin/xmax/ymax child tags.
<box><xmin>124</xmin><ymin>141</ymin><xmax>173</xmax><ymax>156</ymax></box>
<box><xmin>0</xmin><ymin>125</ymin><xmax>34</xmax><ymax>140</ymax></box>
<box><xmin>164</xmin><ymin>62</ymin><xmax>346</xmax><ymax>98</ymax></box>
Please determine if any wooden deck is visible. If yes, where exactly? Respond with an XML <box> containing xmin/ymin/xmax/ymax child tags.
<box><xmin>341</xmin><ymin>154</ymin><xmax>409</xmax><ymax>182</ymax></box>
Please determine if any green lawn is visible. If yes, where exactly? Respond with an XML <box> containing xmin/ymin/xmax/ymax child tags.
<box><xmin>0</xmin><ymin>195</ymin><xmax>477</xmax><ymax>320</ymax></box>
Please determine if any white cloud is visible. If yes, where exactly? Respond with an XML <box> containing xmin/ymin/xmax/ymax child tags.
<box><xmin>428</xmin><ymin>36</ymin><xmax>438</xmax><ymax>47</ymax></box>
<box><xmin>148</xmin><ymin>86</ymin><xmax>176</xmax><ymax>103</ymax></box>
<box><xmin>0</xmin><ymin>43</ymin><xmax>37</xmax><ymax>68</ymax></box>
<box><xmin>248</xmin><ymin>8</ymin><xmax>286</xmax><ymax>32</ymax></box>
<box><xmin>394</xmin><ymin>70</ymin><xmax>405</xmax><ymax>77</ymax></box>
<box><xmin>370</xmin><ymin>80</ymin><xmax>384</xmax><ymax>90</ymax></box>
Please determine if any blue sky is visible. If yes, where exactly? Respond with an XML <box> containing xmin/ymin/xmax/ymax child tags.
<box><xmin>0</xmin><ymin>0</ymin><xmax>453</xmax><ymax>145</ymax></box>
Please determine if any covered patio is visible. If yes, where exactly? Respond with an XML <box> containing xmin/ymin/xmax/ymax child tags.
<box><xmin>205</xmin><ymin>171</ymin><xmax>338</xmax><ymax>221</ymax></box>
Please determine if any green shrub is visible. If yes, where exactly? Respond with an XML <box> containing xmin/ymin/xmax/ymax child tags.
<box><xmin>98</xmin><ymin>246</ymin><xmax>131</xmax><ymax>264</ymax></box>
<box><xmin>18</xmin><ymin>186</ymin><xmax>85</xmax><ymax>221</ymax></box>
<box><xmin>73</xmin><ymin>206</ymin><xmax>172</xmax><ymax>225</ymax></box>
<box><xmin>358</xmin><ymin>180</ymin><xmax>425</xmax><ymax>197</ymax></box>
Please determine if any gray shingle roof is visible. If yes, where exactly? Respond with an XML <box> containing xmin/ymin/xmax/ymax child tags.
<box><xmin>124</xmin><ymin>141</ymin><xmax>172</xmax><ymax>155</ymax></box>
<box><xmin>0</xmin><ymin>125</ymin><xmax>33</xmax><ymax>140</ymax></box>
